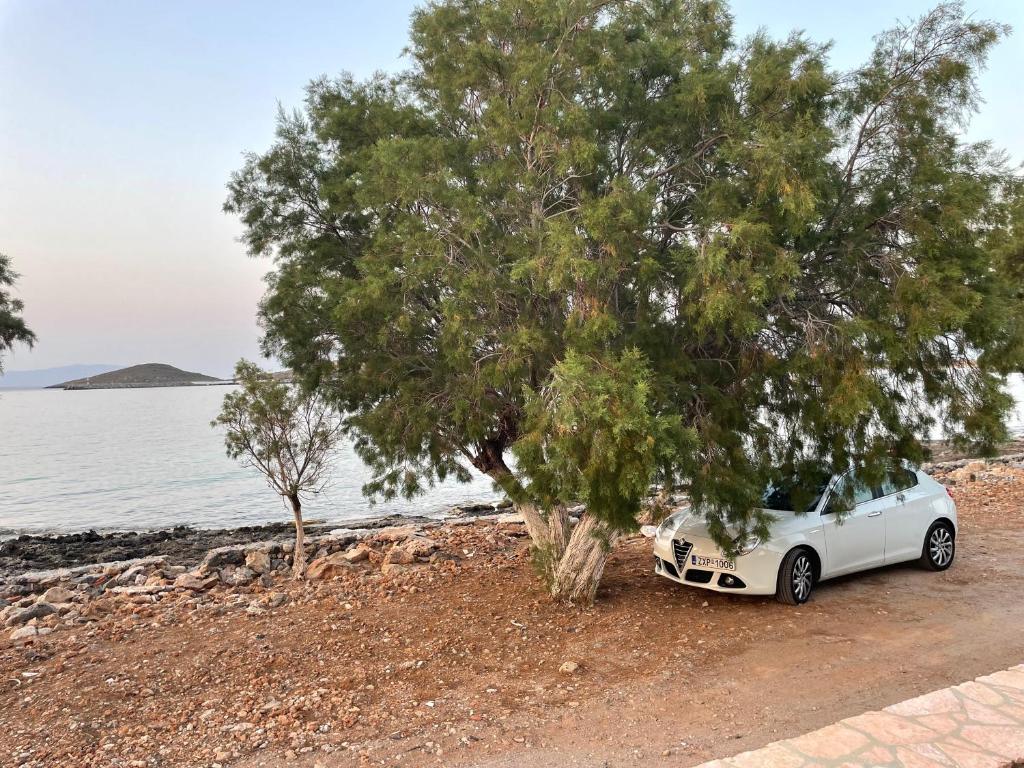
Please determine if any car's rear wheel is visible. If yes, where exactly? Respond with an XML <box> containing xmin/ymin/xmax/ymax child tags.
<box><xmin>776</xmin><ymin>548</ymin><xmax>814</xmax><ymax>605</ymax></box>
<box><xmin>921</xmin><ymin>521</ymin><xmax>955</xmax><ymax>571</ymax></box>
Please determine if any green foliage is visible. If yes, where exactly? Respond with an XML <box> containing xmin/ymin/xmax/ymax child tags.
<box><xmin>226</xmin><ymin>1</ymin><xmax>1024</xmax><ymax>551</ymax></box>
<box><xmin>514</xmin><ymin>349</ymin><xmax>675</xmax><ymax>532</ymax></box>
<box><xmin>0</xmin><ymin>254</ymin><xmax>35</xmax><ymax>373</ymax></box>
<box><xmin>213</xmin><ymin>361</ymin><xmax>343</xmax><ymax>502</ymax></box>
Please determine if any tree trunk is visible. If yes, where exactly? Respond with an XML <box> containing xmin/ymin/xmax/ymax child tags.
<box><xmin>549</xmin><ymin>514</ymin><xmax>618</xmax><ymax>605</ymax></box>
<box><xmin>517</xmin><ymin>502</ymin><xmax>571</xmax><ymax>582</ymax></box>
<box><xmin>486</xmin><ymin>467</ymin><xmax>614</xmax><ymax>603</ymax></box>
<box><xmin>289</xmin><ymin>494</ymin><xmax>306</xmax><ymax>580</ymax></box>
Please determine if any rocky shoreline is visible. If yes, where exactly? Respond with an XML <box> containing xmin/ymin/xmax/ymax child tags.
<box><xmin>0</xmin><ymin>511</ymin><xmax>526</xmax><ymax>644</ymax></box>
<box><xmin>0</xmin><ymin>499</ymin><xmax>512</xmax><ymax>579</ymax></box>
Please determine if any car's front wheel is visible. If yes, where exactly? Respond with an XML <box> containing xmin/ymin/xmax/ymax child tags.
<box><xmin>920</xmin><ymin>521</ymin><xmax>955</xmax><ymax>571</ymax></box>
<box><xmin>777</xmin><ymin>548</ymin><xmax>814</xmax><ymax>605</ymax></box>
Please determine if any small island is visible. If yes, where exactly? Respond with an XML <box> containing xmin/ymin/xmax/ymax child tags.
<box><xmin>48</xmin><ymin>363</ymin><xmax>230</xmax><ymax>390</ymax></box>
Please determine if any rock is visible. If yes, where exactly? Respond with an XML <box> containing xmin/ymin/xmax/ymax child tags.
<box><xmin>495</xmin><ymin>512</ymin><xmax>525</xmax><ymax>525</ymax></box>
<box><xmin>429</xmin><ymin>551</ymin><xmax>460</xmax><ymax>565</ymax></box>
<box><xmin>1</xmin><ymin>584</ymin><xmax>34</xmax><ymax>598</ymax></box>
<box><xmin>10</xmin><ymin>625</ymin><xmax>39</xmax><ymax>640</ymax></box>
<box><xmin>380</xmin><ymin>561</ymin><xmax>412</xmax><ymax>577</ymax></box>
<box><xmin>199</xmin><ymin>545</ymin><xmax>246</xmax><ymax>572</ymax></box>
<box><xmin>245</xmin><ymin>550</ymin><xmax>272</xmax><ymax>574</ymax></box>
<box><xmin>40</xmin><ymin>586</ymin><xmax>75</xmax><ymax>604</ymax></box>
<box><xmin>374</xmin><ymin>525</ymin><xmax>419</xmax><ymax>543</ymax></box>
<box><xmin>115</xmin><ymin>564</ymin><xmax>147</xmax><ymax>586</ymax></box>
<box><xmin>384</xmin><ymin>547</ymin><xmax>416</xmax><ymax>566</ymax></box>
<box><xmin>75</xmin><ymin>573</ymin><xmax>107</xmax><ymax>587</ymax></box>
<box><xmin>265</xmin><ymin>592</ymin><xmax>288</xmax><ymax>609</ymax></box>
<box><xmin>341</xmin><ymin>546</ymin><xmax>370</xmax><ymax>564</ymax></box>
<box><xmin>5</xmin><ymin>602</ymin><xmax>57</xmax><ymax>627</ymax></box>
<box><xmin>174</xmin><ymin>572</ymin><xmax>219</xmax><ymax>591</ymax></box>
<box><xmin>219</xmin><ymin>566</ymin><xmax>257</xmax><ymax>586</ymax></box>
<box><xmin>400</xmin><ymin>536</ymin><xmax>439</xmax><ymax>558</ymax></box>
<box><xmin>110</xmin><ymin>585</ymin><xmax>171</xmax><ymax>595</ymax></box>
<box><xmin>558</xmin><ymin>661</ymin><xmax>580</xmax><ymax>675</ymax></box>
<box><xmin>306</xmin><ymin>552</ymin><xmax>357</xmax><ymax>580</ymax></box>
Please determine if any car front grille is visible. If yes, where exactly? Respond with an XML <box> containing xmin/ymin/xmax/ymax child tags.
<box><xmin>672</xmin><ymin>539</ymin><xmax>693</xmax><ymax>571</ymax></box>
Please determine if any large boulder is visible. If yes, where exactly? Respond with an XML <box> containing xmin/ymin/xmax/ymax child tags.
<box><xmin>306</xmin><ymin>552</ymin><xmax>357</xmax><ymax>580</ymax></box>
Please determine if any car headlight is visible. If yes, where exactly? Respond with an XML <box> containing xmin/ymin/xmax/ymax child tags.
<box><xmin>656</xmin><ymin>510</ymin><xmax>688</xmax><ymax>539</ymax></box>
<box><xmin>734</xmin><ymin>535</ymin><xmax>761</xmax><ymax>556</ymax></box>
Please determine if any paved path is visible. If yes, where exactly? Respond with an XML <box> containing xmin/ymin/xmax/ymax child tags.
<box><xmin>696</xmin><ymin>664</ymin><xmax>1024</xmax><ymax>767</ymax></box>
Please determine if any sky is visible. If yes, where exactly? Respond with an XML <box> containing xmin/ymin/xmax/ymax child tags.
<box><xmin>1</xmin><ymin>0</ymin><xmax>1022</xmax><ymax>378</ymax></box>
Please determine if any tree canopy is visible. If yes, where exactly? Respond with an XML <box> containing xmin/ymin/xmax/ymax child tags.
<box><xmin>226</xmin><ymin>0</ymin><xmax>1024</xmax><ymax>601</ymax></box>
<box><xmin>0</xmin><ymin>254</ymin><xmax>35</xmax><ymax>373</ymax></box>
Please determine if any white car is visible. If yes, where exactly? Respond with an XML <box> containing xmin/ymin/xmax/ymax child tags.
<box><xmin>652</xmin><ymin>465</ymin><xmax>957</xmax><ymax>604</ymax></box>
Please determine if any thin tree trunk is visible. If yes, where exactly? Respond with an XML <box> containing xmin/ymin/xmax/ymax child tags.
<box><xmin>289</xmin><ymin>493</ymin><xmax>306</xmax><ymax>580</ymax></box>
<box><xmin>549</xmin><ymin>514</ymin><xmax>618</xmax><ymax>605</ymax></box>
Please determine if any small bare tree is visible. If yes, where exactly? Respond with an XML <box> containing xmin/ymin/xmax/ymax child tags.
<box><xmin>213</xmin><ymin>360</ymin><xmax>342</xmax><ymax>578</ymax></box>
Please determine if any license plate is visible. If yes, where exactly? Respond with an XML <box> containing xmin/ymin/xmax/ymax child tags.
<box><xmin>691</xmin><ymin>554</ymin><xmax>736</xmax><ymax>571</ymax></box>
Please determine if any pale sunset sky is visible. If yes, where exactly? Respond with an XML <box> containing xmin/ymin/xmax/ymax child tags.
<box><xmin>1</xmin><ymin>0</ymin><xmax>1022</xmax><ymax>378</ymax></box>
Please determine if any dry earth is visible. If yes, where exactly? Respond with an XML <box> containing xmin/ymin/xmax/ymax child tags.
<box><xmin>2</xmin><ymin>465</ymin><xmax>1023</xmax><ymax>768</ymax></box>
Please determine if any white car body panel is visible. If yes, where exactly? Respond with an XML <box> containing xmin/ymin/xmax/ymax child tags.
<box><xmin>652</xmin><ymin>467</ymin><xmax>957</xmax><ymax>598</ymax></box>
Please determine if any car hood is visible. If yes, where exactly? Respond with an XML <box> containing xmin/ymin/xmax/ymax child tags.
<box><xmin>666</xmin><ymin>506</ymin><xmax>802</xmax><ymax>543</ymax></box>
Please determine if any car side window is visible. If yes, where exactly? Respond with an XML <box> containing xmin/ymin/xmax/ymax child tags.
<box><xmin>822</xmin><ymin>472</ymin><xmax>874</xmax><ymax>514</ymax></box>
<box><xmin>880</xmin><ymin>467</ymin><xmax>918</xmax><ymax>497</ymax></box>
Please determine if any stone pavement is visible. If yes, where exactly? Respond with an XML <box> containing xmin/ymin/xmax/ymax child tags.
<box><xmin>695</xmin><ymin>664</ymin><xmax>1024</xmax><ymax>767</ymax></box>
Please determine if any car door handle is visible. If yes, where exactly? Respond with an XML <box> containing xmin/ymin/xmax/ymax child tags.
<box><xmin>897</xmin><ymin>493</ymin><xmax>906</xmax><ymax>503</ymax></box>
<box><xmin>867</xmin><ymin>511</ymin><xmax>882</xmax><ymax>517</ymax></box>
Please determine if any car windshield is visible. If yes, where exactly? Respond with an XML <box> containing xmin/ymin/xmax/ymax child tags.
<box><xmin>761</xmin><ymin>472</ymin><xmax>831</xmax><ymax>513</ymax></box>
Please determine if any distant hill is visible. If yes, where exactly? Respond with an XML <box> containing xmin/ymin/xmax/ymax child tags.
<box><xmin>50</xmin><ymin>363</ymin><xmax>229</xmax><ymax>390</ymax></box>
<box><xmin>0</xmin><ymin>364</ymin><xmax>120</xmax><ymax>389</ymax></box>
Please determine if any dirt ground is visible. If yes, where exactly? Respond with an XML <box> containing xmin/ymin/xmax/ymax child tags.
<box><xmin>2</xmin><ymin>469</ymin><xmax>1023</xmax><ymax>768</ymax></box>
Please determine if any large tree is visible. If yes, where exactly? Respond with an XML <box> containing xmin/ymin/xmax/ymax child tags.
<box><xmin>227</xmin><ymin>1</ymin><xmax>1024</xmax><ymax>604</ymax></box>
<box><xmin>0</xmin><ymin>254</ymin><xmax>35</xmax><ymax>373</ymax></box>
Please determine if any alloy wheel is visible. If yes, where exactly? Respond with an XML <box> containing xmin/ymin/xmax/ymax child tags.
<box><xmin>929</xmin><ymin>526</ymin><xmax>954</xmax><ymax>567</ymax></box>
<box><xmin>792</xmin><ymin>554</ymin><xmax>812</xmax><ymax>601</ymax></box>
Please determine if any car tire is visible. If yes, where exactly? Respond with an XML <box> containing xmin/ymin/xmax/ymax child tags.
<box><xmin>920</xmin><ymin>520</ymin><xmax>955</xmax><ymax>571</ymax></box>
<box><xmin>776</xmin><ymin>548</ymin><xmax>814</xmax><ymax>605</ymax></box>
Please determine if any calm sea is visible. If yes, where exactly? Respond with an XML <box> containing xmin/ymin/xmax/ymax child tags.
<box><xmin>1</xmin><ymin>378</ymin><xmax>1022</xmax><ymax>537</ymax></box>
<box><xmin>0</xmin><ymin>386</ymin><xmax>500</xmax><ymax>537</ymax></box>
